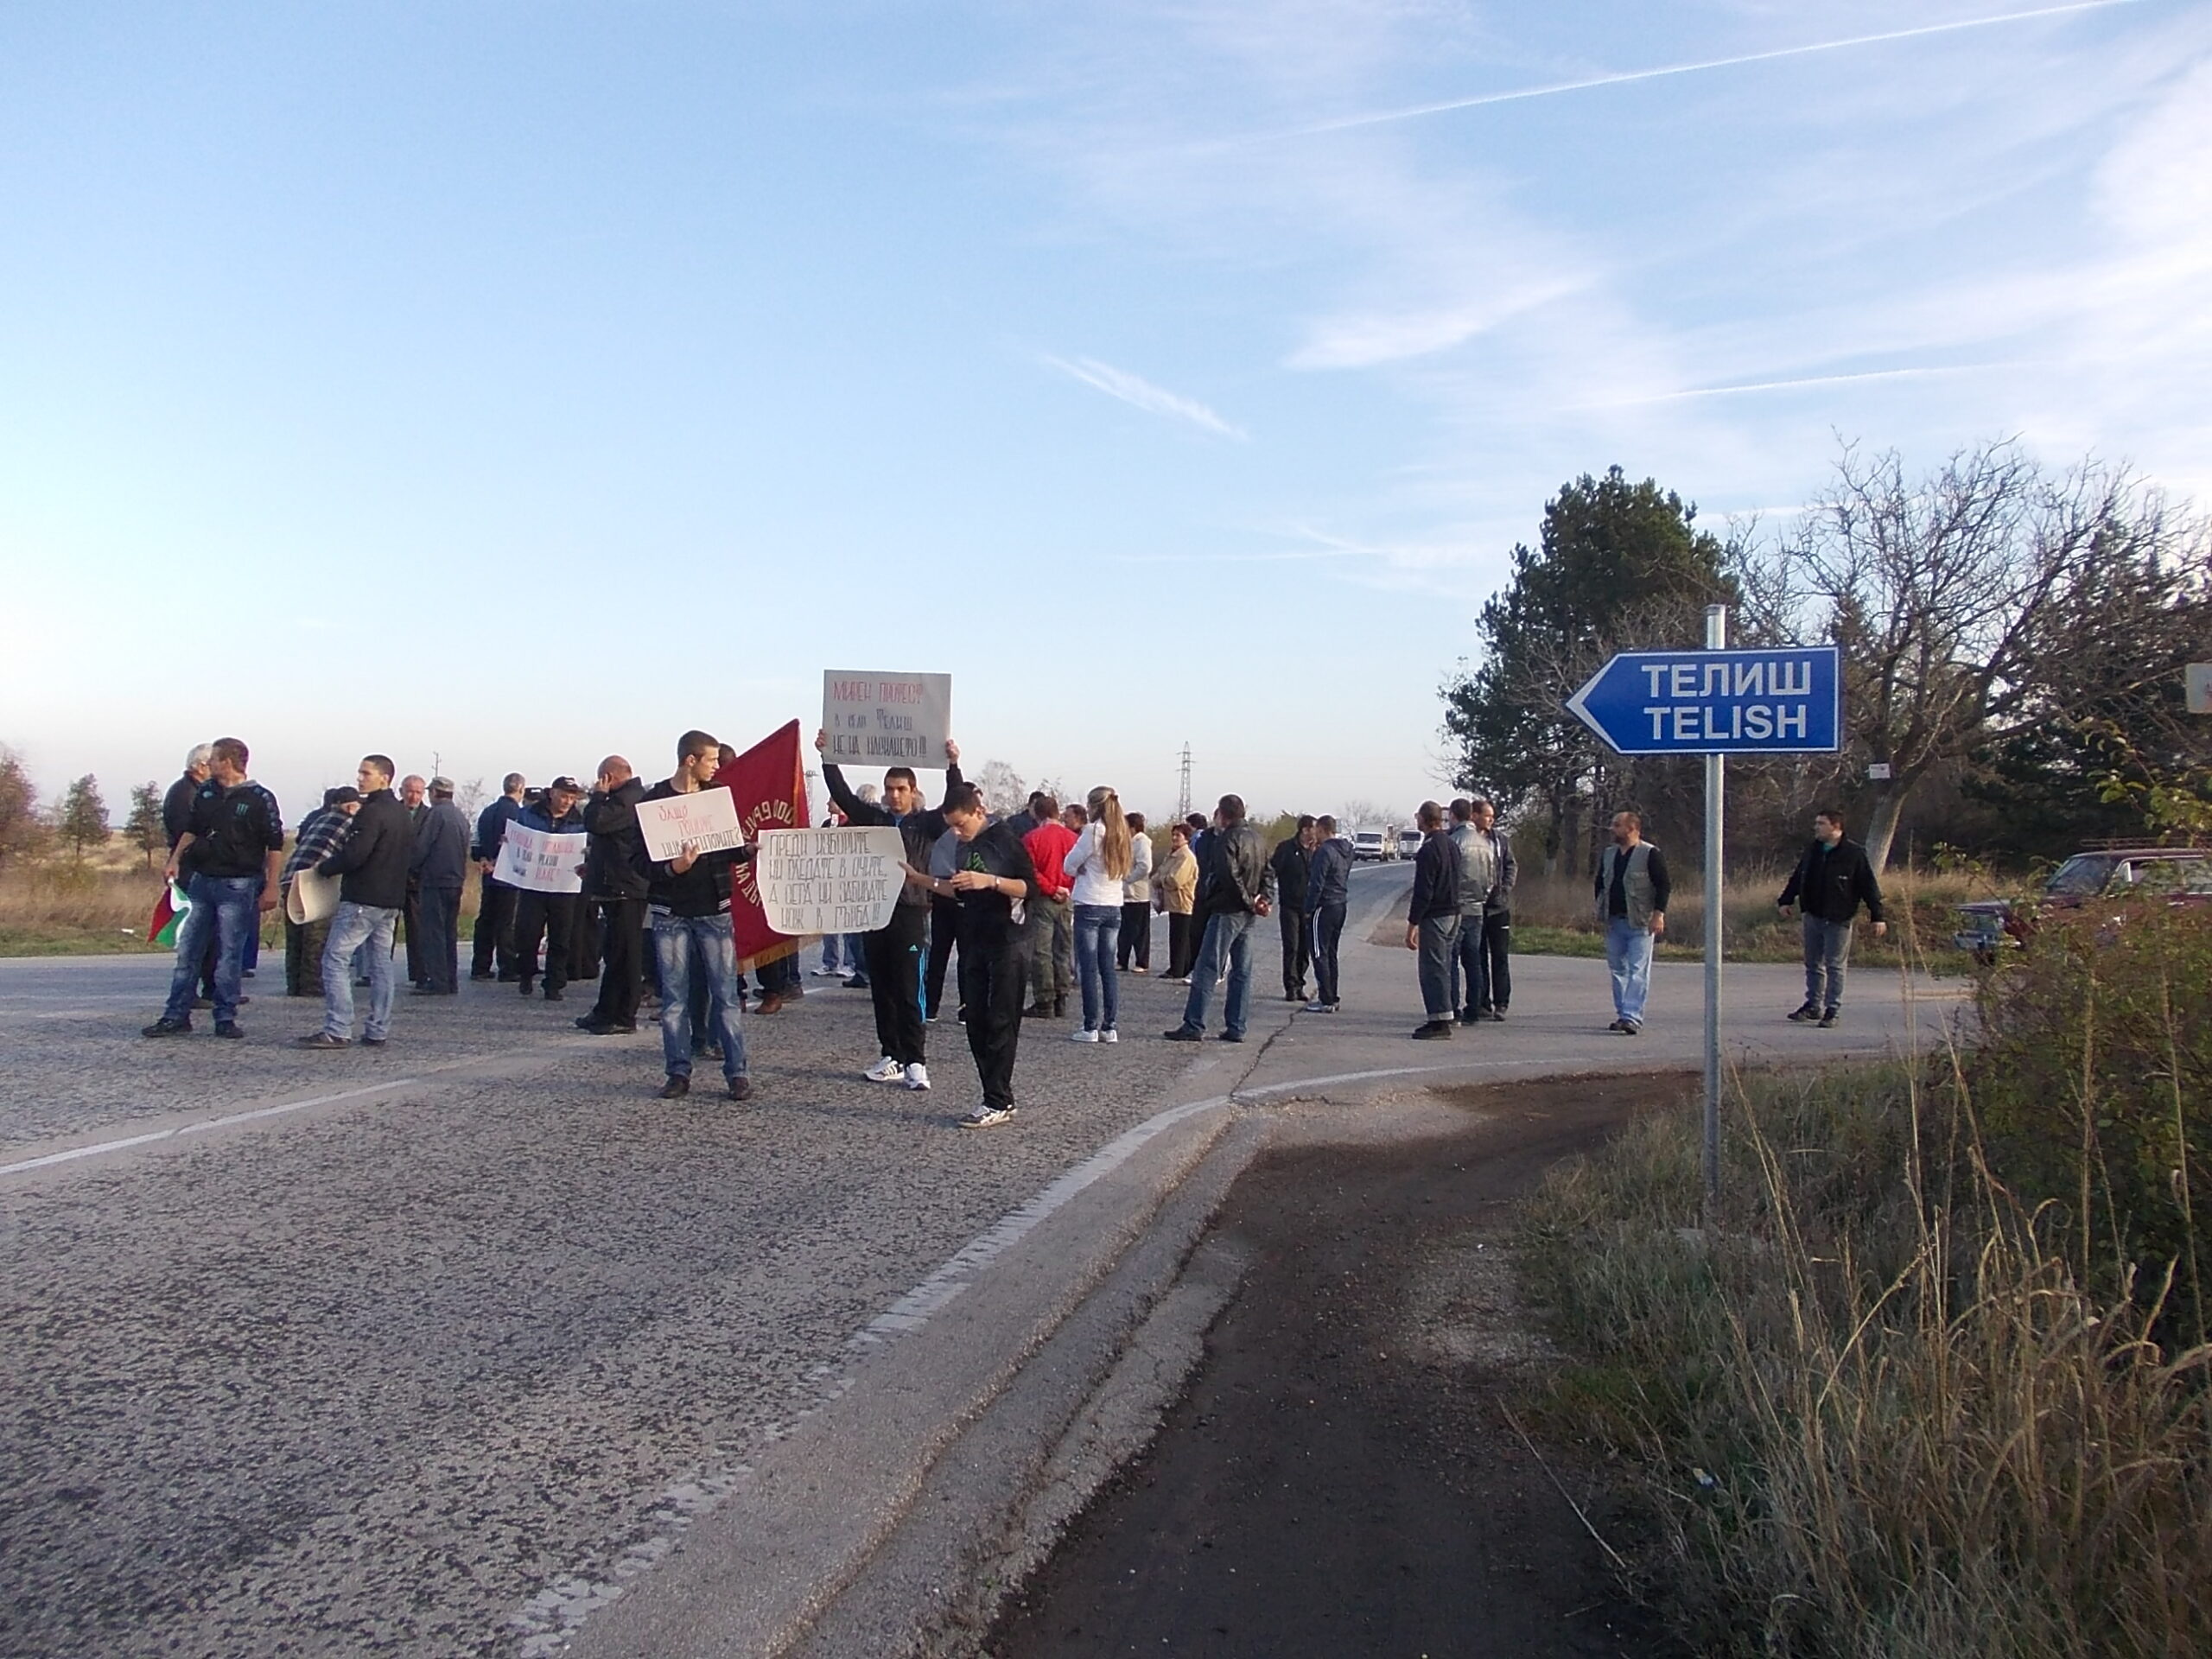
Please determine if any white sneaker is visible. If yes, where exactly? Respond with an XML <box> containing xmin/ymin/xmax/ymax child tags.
<box><xmin>904</xmin><ymin>1062</ymin><xmax>931</xmax><ymax>1091</ymax></box>
<box><xmin>958</xmin><ymin>1103</ymin><xmax>1015</xmax><ymax>1128</ymax></box>
<box><xmin>1100</xmin><ymin>1028</ymin><xmax>1119</xmax><ymax>1044</ymax></box>
<box><xmin>1302</xmin><ymin>999</ymin><xmax>1329</xmax><ymax>1013</ymax></box>
<box><xmin>864</xmin><ymin>1055</ymin><xmax>903</xmax><ymax>1084</ymax></box>
<box><xmin>1068</xmin><ymin>1027</ymin><xmax>1099</xmax><ymax>1044</ymax></box>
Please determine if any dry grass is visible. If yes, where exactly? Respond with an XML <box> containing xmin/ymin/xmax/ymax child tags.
<box><xmin>1516</xmin><ymin>922</ymin><xmax>2212</xmax><ymax>1656</ymax></box>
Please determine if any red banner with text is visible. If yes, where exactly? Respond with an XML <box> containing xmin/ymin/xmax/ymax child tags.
<box><xmin>715</xmin><ymin>719</ymin><xmax>812</xmax><ymax>972</ymax></box>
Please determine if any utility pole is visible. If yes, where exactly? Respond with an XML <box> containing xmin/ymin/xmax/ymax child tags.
<box><xmin>1175</xmin><ymin>743</ymin><xmax>1192</xmax><ymax>823</ymax></box>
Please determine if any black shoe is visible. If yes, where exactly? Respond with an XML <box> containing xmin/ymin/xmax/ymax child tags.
<box><xmin>581</xmin><ymin>1020</ymin><xmax>636</xmax><ymax>1035</ymax></box>
<box><xmin>1026</xmin><ymin>1002</ymin><xmax>1052</xmax><ymax>1018</ymax></box>
<box><xmin>497</xmin><ymin>972</ymin><xmax>520</xmax><ymax>983</ymax></box>
<box><xmin>213</xmin><ymin>1021</ymin><xmax>243</xmax><ymax>1039</ymax></box>
<box><xmin>843</xmin><ymin>976</ymin><xmax>868</xmax><ymax>989</ymax></box>
<box><xmin>1218</xmin><ymin>1032</ymin><xmax>1244</xmax><ymax>1043</ymax></box>
<box><xmin>1052</xmin><ymin>997</ymin><xmax>1066</xmax><ymax>1018</ymax></box>
<box><xmin>1819</xmin><ymin>1010</ymin><xmax>1839</xmax><ymax>1029</ymax></box>
<box><xmin>1607</xmin><ymin>1019</ymin><xmax>1628</xmax><ymax>1032</ymax></box>
<box><xmin>1488</xmin><ymin>1008</ymin><xmax>1505</xmax><ymax>1021</ymax></box>
<box><xmin>1788</xmin><ymin>1002</ymin><xmax>1818</xmax><ymax>1022</ymax></box>
<box><xmin>544</xmin><ymin>988</ymin><xmax>563</xmax><ymax>1001</ymax></box>
<box><xmin>1161</xmin><ymin>1026</ymin><xmax>1202</xmax><ymax>1042</ymax></box>
<box><xmin>1457</xmin><ymin>1008</ymin><xmax>1479</xmax><ymax>1025</ymax></box>
<box><xmin>575</xmin><ymin>1014</ymin><xmax>601</xmax><ymax>1029</ymax></box>
<box><xmin>361</xmin><ymin>1035</ymin><xmax>386</xmax><ymax>1047</ymax></box>
<box><xmin>142</xmin><ymin>1017</ymin><xmax>192</xmax><ymax>1037</ymax></box>
<box><xmin>1412</xmin><ymin>1020</ymin><xmax>1452</xmax><ymax>1039</ymax></box>
<box><xmin>728</xmin><ymin>1076</ymin><xmax>753</xmax><ymax>1102</ymax></box>
<box><xmin>1622</xmin><ymin>1020</ymin><xmax>1642</xmax><ymax>1036</ymax></box>
<box><xmin>298</xmin><ymin>1032</ymin><xmax>350</xmax><ymax>1049</ymax></box>
<box><xmin>658</xmin><ymin>1075</ymin><xmax>690</xmax><ymax>1099</ymax></box>
<box><xmin>519</xmin><ymin>981</ymin><xmax>535</xmax><ymax>995</ymax></box>
<box><xmin>470</xmin><ymin>970</ymin><xmax>495</xmax><ymax>982</ymax></box>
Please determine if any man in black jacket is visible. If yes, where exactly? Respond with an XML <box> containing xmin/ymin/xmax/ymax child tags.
<box><xmin>470</xmin><ymin>772</ymin><xmax>528</xmax><ymax>982</ymax></box>
<box><xmin>410</xmin><ymin>778</ymin><xmax>471</xmax><ymax>994</ymax></box>
<box><xmin>142</xmin><ymin>736</ymin><xmax>283</xmax><ymax>1040</ymax></box>
<box><xmin>642</xmin><ymin>730</ymin><xmax>759</xmax><ymax>1100</ymax></box>
<box><xmin>1778</xmin><ymin>810</ymin><xmax>1886</xmax><ymax>1028</ymax></box>
<box><xmin>815</xmin><ymin>727</ymin><xmax>963</xmax><ymax>1091</ymax></box>
<box><xmin>928</xmin><ymin>782</ymin><xmax>1040</xmax><ymax>1128</ymax></box>
<box><xmin>162</xmin><ymin>742</ymin><xmax>218</xmax><ymax>1006</ymax></box>
<box><xmin>512</xmin><ymin>779</ymin><xmax>588</xmax><ymax>1001</ymax></box>
<box><xmin>1405</xmin><ymin>801</ymin><xmax>1463</xmax><ymax>1039</ymax></box>
<box><xmin>579</xmin><ymin>756</ymin><xmax>652</xmax><ymax>1034</ymax></box>
<box><xmin>302</xmin><ymin>754</ymin><xmax>413</xmax><ymax>1048</ymax></box>
<box><xmin>1270</xmin><ymin>817</ymin><xmax>1316</xmax><ymax>1002</ymax></box>
<box><xmin>1163</xmin><ymin>795</ymin><xmax>1276</xmax><ymax>1044</ymax></box>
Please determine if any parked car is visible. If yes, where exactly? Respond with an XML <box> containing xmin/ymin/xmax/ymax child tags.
<box><xmin>1351</xmin><ymin>829</ymin><xmax>1389</xmax><ymax>863</ymax></box>
<box><xmin>1952</xmin><ymin>846</ymin><xmax>2212</xmax><ymax>961</ymax></box>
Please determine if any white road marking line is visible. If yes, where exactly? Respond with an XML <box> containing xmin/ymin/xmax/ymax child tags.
<box><xmin>0</xmin><ymin>1080</ymin><xmax>421</xmax><ymax>1176</ymax></box>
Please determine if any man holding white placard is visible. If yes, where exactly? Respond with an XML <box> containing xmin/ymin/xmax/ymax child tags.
<box><xmin>641</xmin><ymin>730</ymin><xmax>757</xmax><ymax>1101</ymax></box>
<box><xmin>512</xmin><ymin>778</ymin><xmax>588</xmax><ymax>1001</ymax></box>
<box><xmin>816</xmin><ymin>726</ymin><xmax>963</xmax><ymax>1094</ymax></box>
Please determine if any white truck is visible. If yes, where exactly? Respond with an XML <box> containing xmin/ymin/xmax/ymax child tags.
<box><xmin>1351</xmin><ymin>828</ymin><xmax>1391</xmax><ymax>862</ymax></box>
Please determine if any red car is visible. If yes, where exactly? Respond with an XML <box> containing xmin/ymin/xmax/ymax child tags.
<box><xmin>1953</xmin><ymin>846</ymin><xmax>2212</xmax><ymax>961</ymax></box>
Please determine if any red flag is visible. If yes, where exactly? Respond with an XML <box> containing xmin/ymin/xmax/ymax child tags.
<box><xmin>149</xmin><ymin>883</ymin><xmax>181</xmax><ymax>946</ymax></box>
<box><xmin>712</xmin><ymin>720</ymin><xmax>812</xmax><ymax>972</ymax></box>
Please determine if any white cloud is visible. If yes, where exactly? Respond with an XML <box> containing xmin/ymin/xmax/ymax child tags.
<box><xmin>1041</xmin><ymin>354</ymin><xmax>1249</xmax><ymax>439</ymax></box>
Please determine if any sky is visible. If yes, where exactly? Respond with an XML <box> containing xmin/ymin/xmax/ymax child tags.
<box><xmin>3</xmin><ymin>0</ymin><xmax>2209</xmax><ymax>829</ymax></box>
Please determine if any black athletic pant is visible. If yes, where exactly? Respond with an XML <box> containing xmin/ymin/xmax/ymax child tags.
<box><xmin>1312</xmin><ymin>901</ymin><xmax>1347</xmax><ymax>1007</ymax></box>
<box><xmin>959</xmin><ymin>935</ymin><xmax>1031</xmax><ymax>1110</ymax></box>
<box><xmin>588</xmin><ymin>897</ymin><xmax>646</xmax><ymax>1025</ymax></box>
<box><xmin>1167</xmin><ymin>912</ymin><xmax>1198</xmax><ymax>979</ymax></box>
<box><xmin>1278</xmin><ymin>906</ymin><xmax>1312</xmax><ymax>995</ymax></box>
<box><xmin>925</xmin><ymin>894</ymin><xmax>960</xmax><ymax>1019</ymax></box>
<box><xmin>418</xmin><ymin>883</ymin><xmax>462</xmax><ymax>992</ymax></box>
<box><xmin>864</xmin><ymin>906</ymin><xmax>930</xmax><ymax>1065</ymax></box>
<box><xmin>1116</xmin><ymin>901</ymin><xmax>1152</xmax><ymax>969</ymax></box>
<box><xmin>1482</xmin><ymin>906</ymin><xmax>1512</xmax><ymax>1010</ymax></box>
<box><xmin>472</xmin><ymin>876</ymin><xmax>518</xmax><ymax>977</ymax></box>
<box><xmin>514</xmin><ymin>893</ymin><xmax>581</xmax><ymax>991</ymax></box>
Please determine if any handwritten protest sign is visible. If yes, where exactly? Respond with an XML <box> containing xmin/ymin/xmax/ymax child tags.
<box><xmin>495</xmin><ymin>823</ymin><xmax>587</xmax><ymax>894</ymax></box>
<box><xmin>823</xmin><ymin>670</ymin><xmax>952</xmax><ymax>768</ymax></box>
<box><xmin>752</xmin><ymin>827</ymin><xmax>908</xmax><ymax>936</ymax></box>
<box><xmin>635</xmin><ymin>786</ymin><xmax>749</xmax><ymax>864</ymax></box>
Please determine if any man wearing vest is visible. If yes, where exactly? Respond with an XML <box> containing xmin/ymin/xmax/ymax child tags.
<box><xmin>1777</xmin><ymin>809</ymin><xmax>1887</xmax><ymax>1028</ymax></box>
<box><xmin>1446</xmin><ymin>798</ymin><xmax>1497</xmax><ymax>1026</ymax></box>
<box><xmin>1595</xmin><ymin>810</ymin><xmax>1670</xmax><ymax>1035</ymax></box>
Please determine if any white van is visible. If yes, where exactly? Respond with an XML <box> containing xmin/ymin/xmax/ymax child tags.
<box><xmin>1397</xmin><ymin>827</ymin><xmax>1423</xmax><ymax>860</ymax></box>
<box><xmin>1351</xmin><ymin>829</ymin><xmax>1389</xmax><ymax>862</ymax></box>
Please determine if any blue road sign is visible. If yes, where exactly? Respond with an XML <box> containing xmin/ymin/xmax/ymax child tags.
<box><xmin>1565</xmin><ymin>645</ymin><xmax>1842</xmax><ymax>755</ymax></box>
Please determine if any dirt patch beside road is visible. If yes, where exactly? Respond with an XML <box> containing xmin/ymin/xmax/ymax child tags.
<box><xmin>985</xmin><ymin>1071</ymin><xmax>1692</xmax><ymax>1658</ymax></box>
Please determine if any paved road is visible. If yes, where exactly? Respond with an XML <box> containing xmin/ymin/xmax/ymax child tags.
<box><xmin>0</xmin><ymin>870</ymin><xmax>1961</xmax><ymax>1656</ymax></box>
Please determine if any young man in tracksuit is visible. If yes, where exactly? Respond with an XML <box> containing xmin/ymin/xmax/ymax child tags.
<box><xmin>1777</xmin><ymin>810</ymin><xmax>1886</xmax><ymax>1028</ymax></box>
<box><xmin>1302</xmin><ymin>816</ymin><xmax>1353</xmax><ymax>1012</ymax></box>
<box><xmin>924</xmin><ymin>782</ymin><xmax>1040</xmax><ymax>1128</ymax></box>
<box><xmin>1405</xmin><ymin>801</ymin><xmax>1464</xmax><ymax>1039</ymax></box>
<box><xmin>815</xmin><ymin>728</ymin><xmax>963</xmax><ymax>1092</ymax></box>
<box><xmin>643</xmin><ymin>730</ymin><xmax>756</xmax><ymax>1100</ymax></box>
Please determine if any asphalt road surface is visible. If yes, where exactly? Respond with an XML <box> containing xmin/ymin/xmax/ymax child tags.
<box><xmin>1</xmin><ymin>868</ymin><xmax>1961</xmax><ymax>1657</ymax></box>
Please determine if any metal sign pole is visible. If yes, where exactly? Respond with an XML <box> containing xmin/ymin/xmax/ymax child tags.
<box><xmin>1703</xmin><ymin>605</ymin><xmax>1726</xmax><ymax>1208</ymax></box>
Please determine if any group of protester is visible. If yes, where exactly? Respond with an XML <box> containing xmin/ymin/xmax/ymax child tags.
<box><xmin>137</xmin><ymin>734</ymin><xmax>1890</xmax><ymax>1123</ymax></box>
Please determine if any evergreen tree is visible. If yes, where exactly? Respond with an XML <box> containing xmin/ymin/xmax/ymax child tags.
<box><xmin>59</xmin><ymin>773</ymin><xmax>111</xmax><ymax>859</ymax></box>
<box><xmin>125</xmin><ymin>780</ymin><xmax>165</xmax><ymax>866</ymax></box>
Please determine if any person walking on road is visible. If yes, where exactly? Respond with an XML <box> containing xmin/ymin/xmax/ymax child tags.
<box><xmin>1270</xmin><ymin>816</ymin><xmax>1316</xmax><ymax>1002</ymax></box>
<box><xmin>470</xmin><ymin>772</ymin><xmax>528</xmax><ymax>982</ymax></box>
<box><xmin>1778</xmin><ymin>810</ymin><xmax>1886</xmax><ymax>1028</ymax></box>
<box><xmin>1406</xmin><ymin>801</ymin><xmax>1463</xmax><ymax>1040</ymax></box>
<box><xmin>143</xmin><ymin>737</ymin><xmax>283</xmax><ymax>1040</ymax></box>
<box><xmin>644</xmin><ymin>730</ymin><xmax>758</xmax><ymax>1101</ymax></box>
<box><xmin>512</xmin><ymin>778</ymin><xmax>588</xmax><ymax>1001</ymax></box>
<box><xmin>281</xmin><ymin>786</ymin><xmax>359</xmax><ymax>996</ymax></box>
<box><xmin>1064</xmin><ymin>785</ymin><xmax>1133</xmax><ymax>1043</ymax></box>
<box><xmin>929</xmin><ymin>782</ymin><xmax>1039</xmax><ymax>1128</ymax></box>
<box><xmin>1596</xmin><ymin>810</ymin><xmax>1669</xmax><ymax>1035</ymax></box>
<box><xmin>1303</xmin><ymin>815</ymin><xmax>1351</xmax><ymax>1013</ymax></box>
<box><xmin>1116</xmin><ymin>812</ymin><xmax>1154</xmax><ymax>975</ymax></box>
<box><xmin>579</xmin><ymin>756</ymin><xmax>652</xmax><ymax>1035</ymax></box>
<box><xmin>302</xmin><ymin>755</ymin><xmax>411</xmax><ymax>1049</ymax></box>
<box><xmin>817</xmin><ymin>727</ymin><xmax>964</xmax><ymax>1091</ymax></box>
<box><xmin>1161</xmin><ymin>795</ymin><xmax>1275</xmax><ymax>1044</ymax></box>
<box><xmin>1154</xmin><ymin>822</ymin><xmax>1198</xmax><ymax>982</ymax></box>
<box><xmin>409</xmin><ymin>779</ymin><xmax>470</xmax><ymax>994</ymax></box>
<box><xmin>1471</xmin><ymin>798</ymin><xmax>1515</xmax><ymax>1019</ymax></box>
<box><xmin>1022</xmin><ymin>796</ymin><xmax>1077</xmax><ymax>1019</ymax></box>
<box><xmin>1446</xmin><ymin>798</ymin><xmax>1497</xmax><ymax>1027</ymax></box>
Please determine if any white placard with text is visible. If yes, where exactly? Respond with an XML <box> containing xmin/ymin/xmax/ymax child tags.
<box><xmin>823</xmin><ymin>670</ymin><xmax>952</xmax><ymax>768</ymax></box>
<box><xmin>495</xmin><ymin>823</ymin><xmax>587</xmax><ymax>894</ymax></box>
<box><xmin>635</xmin><ymin>787</ymin><xmax>748</xmax><ymax>863</ymax></box>
<box><xmin>752</xmin><ymin>826</ymin><xmax>909</xmax><ymax>936</ymax></box>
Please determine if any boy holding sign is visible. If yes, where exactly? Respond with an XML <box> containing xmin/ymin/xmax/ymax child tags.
<box><xmin>642</xmin><ymin>730</ymin><xmax>758</xmax><ymax>1101</ymax></box>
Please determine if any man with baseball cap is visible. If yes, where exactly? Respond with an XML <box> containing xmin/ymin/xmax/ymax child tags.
<box><xmin>512</xmin><ymin>777</ymin><xmax>588</xmax><ymax>1000</ymax></box>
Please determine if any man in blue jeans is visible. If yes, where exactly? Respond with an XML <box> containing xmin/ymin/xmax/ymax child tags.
<box><xmin>1162</xmin><ymin>794</ymin><xmax>1275</xmax><ymax>1044</ymax></box>
<box><xmin>1777</xmin><ymin>809</ymin><xmax>1886</xmax><ymax>1028</ymax></box>
<box><xmin>643</xmin><ymin>730</ymin><xmax>756</xmax><ymax>1101</ymax></box>
<box><xmin>143</xmin><ymin>736</ymin><xmax>283</xmax><ymax>1040</ymax></box>
<box><xmin>303</xmin><ymin>754</ymin><xmax>413</xmax><ymax>1048</ymax></box>
<box><xmin>1595</xmin><ymin>810</ymin><xmax>1670</xmax><ymax>1036</ymax></box>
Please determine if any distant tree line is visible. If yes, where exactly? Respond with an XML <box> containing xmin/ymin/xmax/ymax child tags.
<box><xmin>1440</xmin><ymin>442</ymin><xmax>2212</xmax><ymax>874</ymax></box>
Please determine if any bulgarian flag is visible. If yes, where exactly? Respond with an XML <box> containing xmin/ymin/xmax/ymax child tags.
<box><xmin>149</xmin><ymin>880</ymin><xmax>189</xmax><ymax>947</ymax></box>
<box><xmin>714</xmin><ymin>719</ymin><xmax>812</xmax><ymax>974</ymax></box>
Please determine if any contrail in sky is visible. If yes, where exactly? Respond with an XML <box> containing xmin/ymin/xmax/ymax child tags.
<box><xmin>1280</xmin><ymin>0</ymin><xmax>2144</xmax><ymax>137</ymax></box>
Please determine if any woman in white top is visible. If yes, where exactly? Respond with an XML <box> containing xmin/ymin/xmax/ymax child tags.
<box><xmin>1063</xmin><ymin>785</ymin><xmax>1134</xmax><ymax>1041</ymax></box>
<box><xmin>1116</xmin><ymin>812</ymin><xmax>1154</xmax><ymax>974</ymax></box>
